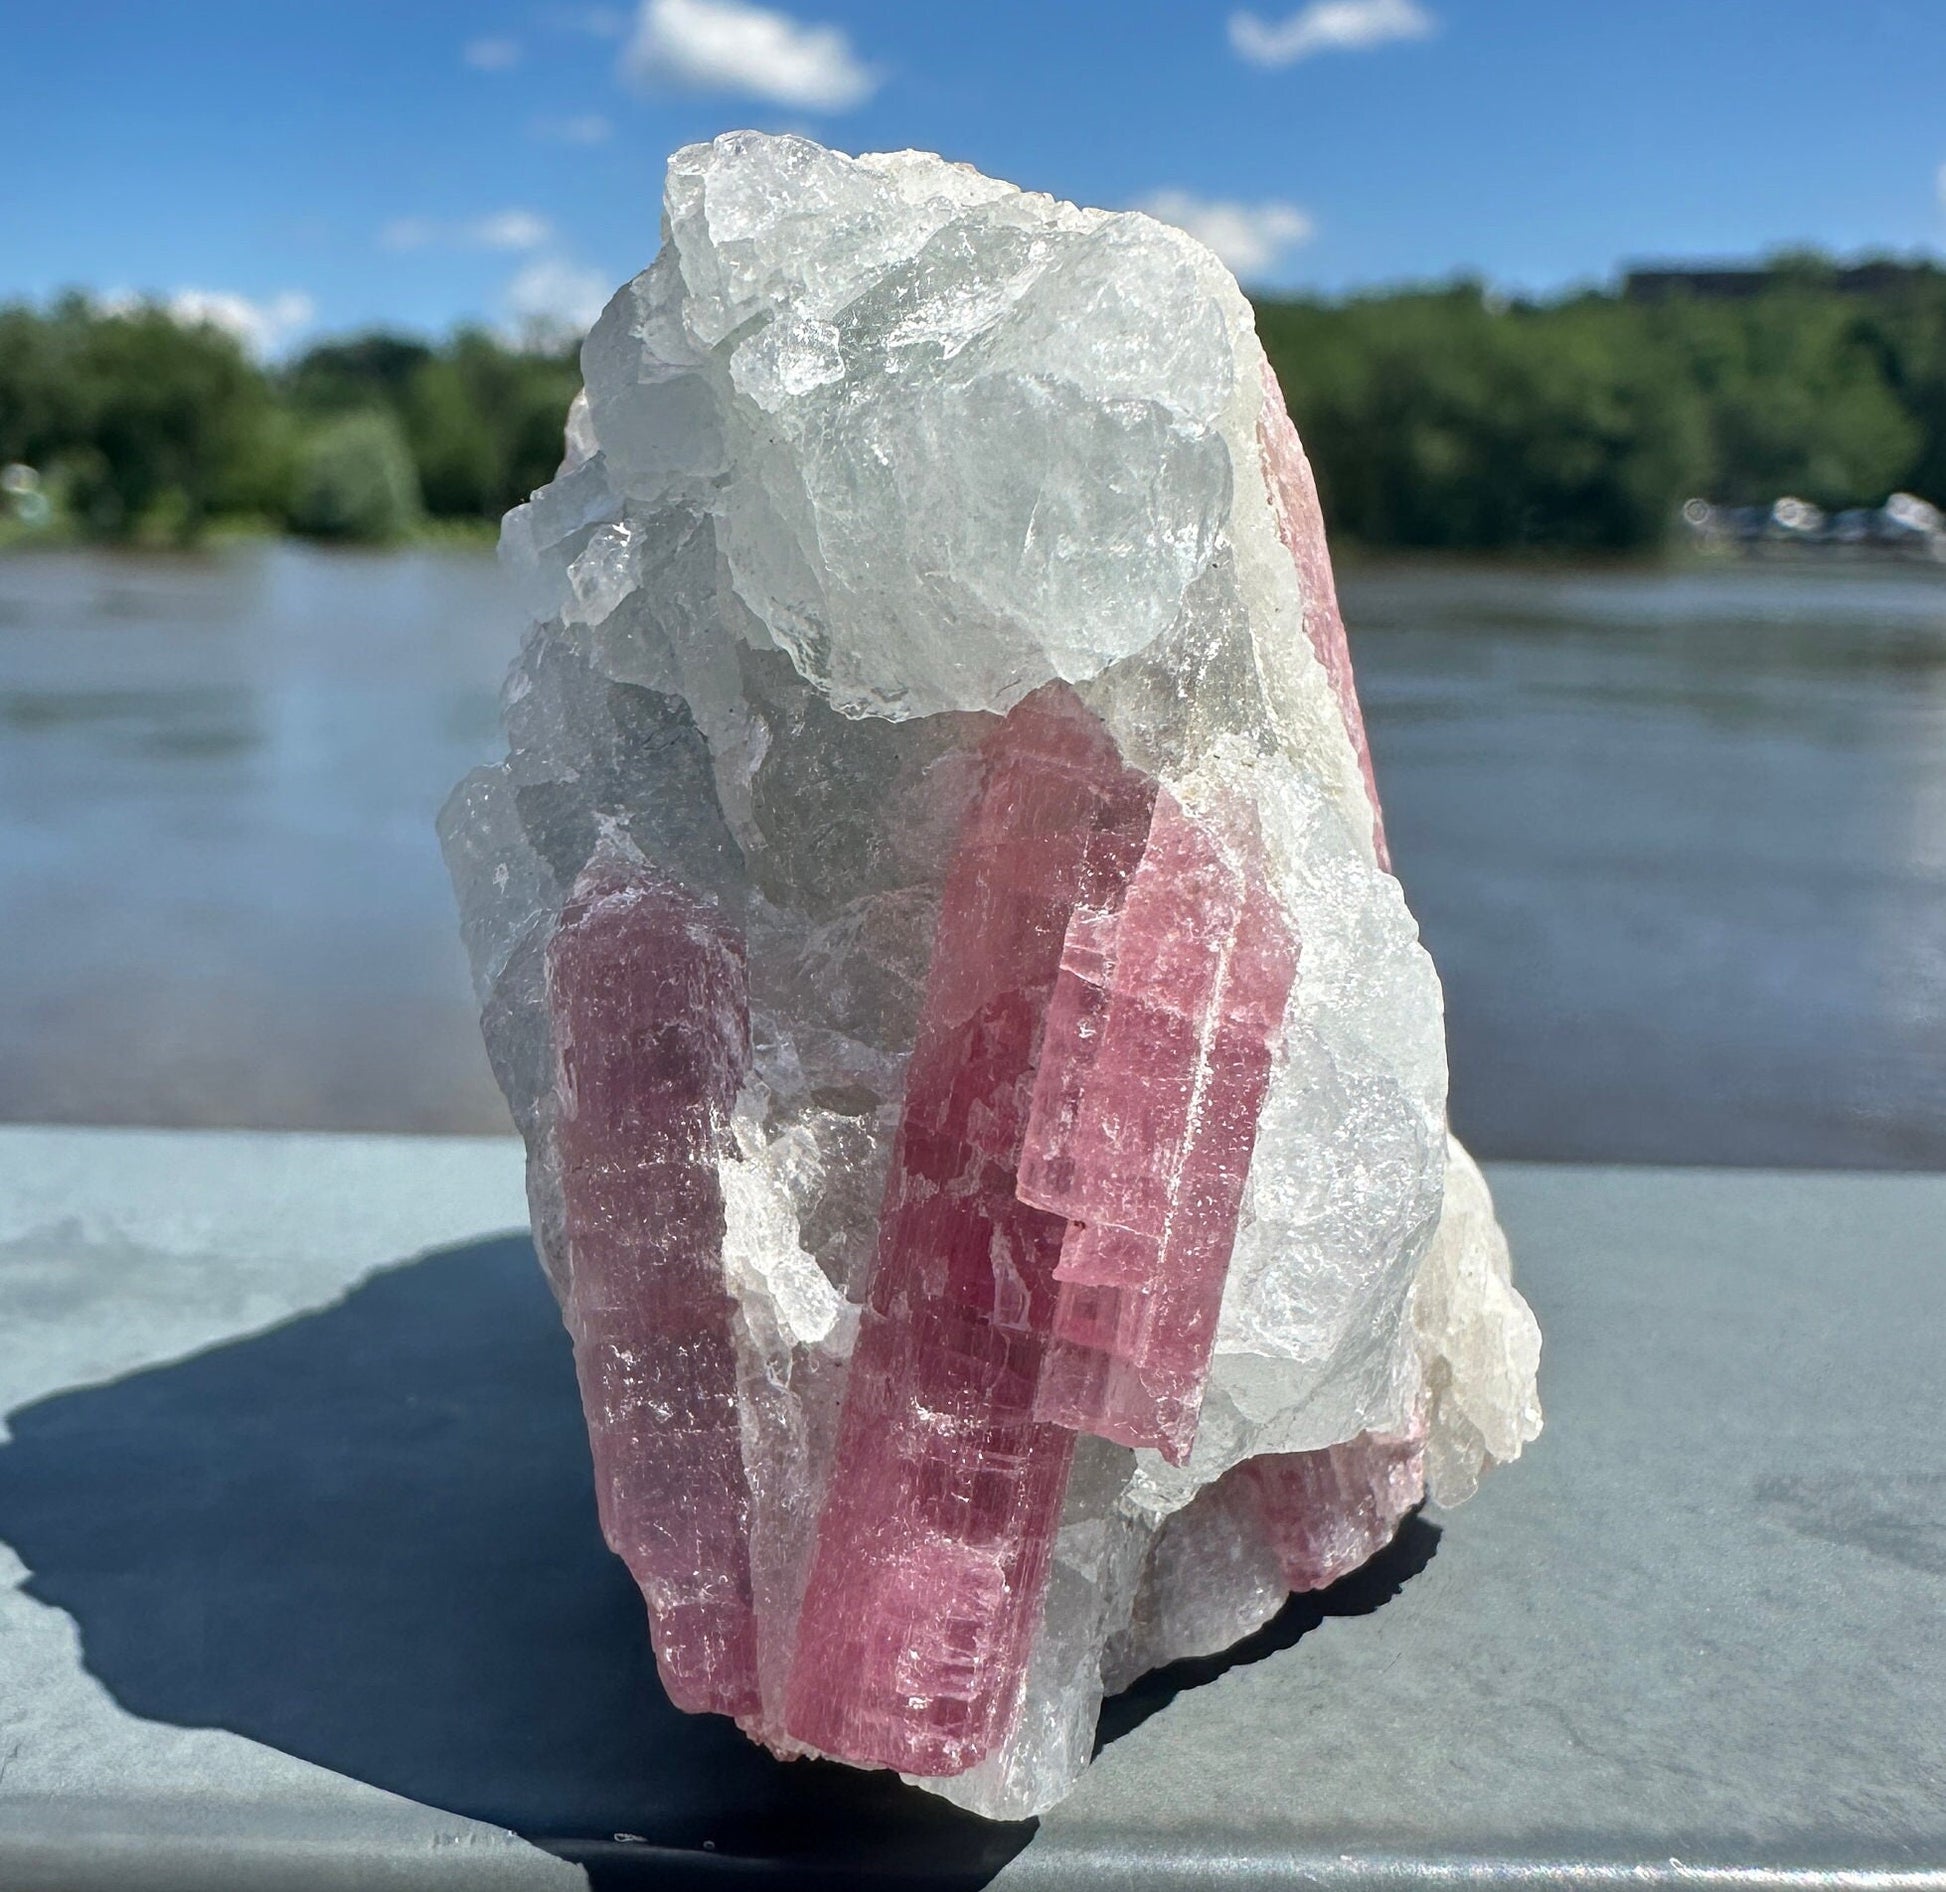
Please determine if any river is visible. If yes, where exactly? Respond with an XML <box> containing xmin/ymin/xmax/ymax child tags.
<box><xmin>3</xmin><ymin>544</ymin><xmax>1941</xmax><ymax>1168</ymax></box>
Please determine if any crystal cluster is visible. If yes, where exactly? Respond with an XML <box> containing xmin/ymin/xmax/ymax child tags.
<box><xmin>442</xmin><ymin>132</ymin><xmax>1542</xmax><ymax>1819</ymax></box>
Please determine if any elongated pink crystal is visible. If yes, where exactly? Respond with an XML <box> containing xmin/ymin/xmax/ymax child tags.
<box><xmin>783</xmin><ymin>686</ymin><xmax>1155</xmax><ymax>1775</ymax></box>
<box><xmin>1256</xmin><ymin>356</ymin><xmax>1391</xmax><ymax>868</ymax></box>
<box><xmin>1026</xmin><ymin>795</ymin><xmax>1298</xmax><ymax>1464</ymax></box>
<box><xmin>1240</xmin><ymin>1426</ymin><xmax>1427</xmax><ymax>1592</ymax></box>
<box><xmin>546</xmin><ymin>855</ymin><xmax>762</xmax><ymax>1721</ymax></box>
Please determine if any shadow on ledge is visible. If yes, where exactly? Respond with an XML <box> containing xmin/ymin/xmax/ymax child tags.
<box><xmin>0</xmin><ymin>1233</ymin><xmax>1435</xmax><ymax>1889</ymax></box>
<box><xmin>1094</xmin><ymin>1512</ymin><xmax>1442</xmax><ymax>1755</ymax></box>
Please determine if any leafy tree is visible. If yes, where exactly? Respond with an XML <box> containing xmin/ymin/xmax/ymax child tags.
<box><xmin>282</xmin><ymin>326</ymin><xmax>579</xmax><ymax>521</ymax></box>
<box><xmin>400</xmin><ymin>329</ymin><xmax>580</xmax><ymax>518</ymax></box>
<box><xmin>284</xmin><ymin>333</ymin><xmax>434</xmax><ymax>417</ymax></box>
<box><xmin>1255</xmin><ymin>267</ymin><xmax>1939</xmax><ymax>549</ymax></box>
<box><xmin>288</xmin><ymin>410</ymin><xmax>422</xmax><ymax>542</ymax></box>
<box><xmin>1842</xmin><ymin>271</ymin><xmax>1946</xmax><ymax>503</ymax></box>
<box><xmin>1648</xmin><ymin>290</ymin><xmax>1918</xmax><ymax>507</ymax></box>
<box><xmin>1258</xmin><ymin>288</ymin><xmax>1707</xmax><ymax>550</ymax></box>
<box><xmin>0</xmin><ymin>295</ymin><xmax>276</xmax><ymax>538</ymax></box>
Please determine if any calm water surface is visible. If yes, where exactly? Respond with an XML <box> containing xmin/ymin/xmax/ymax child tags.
<box><xmin>3</xmin><ymin>544</ymin><xmax>1942</xmax><ymax>1166</ymax></box>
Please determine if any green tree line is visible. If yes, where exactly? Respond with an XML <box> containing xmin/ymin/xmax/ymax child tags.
<box><xmin>1256</xmin><ymin>261</ymin><xmax>1946</xmax><ymax>550</ymax></box>
<box><xmin>4</xmin><ymin>263</ymin><xmax>1946</xmax><ymax>551</ymax></box>
<box><xmin>0</xmin><ymin>296</ymin><xmax>580</xmax><ymax>545</ymax></box>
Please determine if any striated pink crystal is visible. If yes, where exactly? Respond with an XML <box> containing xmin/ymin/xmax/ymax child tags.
<box><xmin>1240</xmin><ymin>1426</ymin><xmax>1428</xmax><ymax>1592</ymax></box>
<box><xmin>782</xmin><ymin>686</ymin><xmax>1156</xmax><ymax>1775</ymax></box>
<box><xmin>1026</xmin><ymin>794</ymin><xmax>1299</xmax><ymax>1464</ymax></box>
<box><xmin>545</xmin><ymin>856</ymin><xmax>762</xmax><ymax>1721</ymax></box>
<box><xmin>1256</xmin><ymin>356</ymin><xmax>1391</xmax><ymax>869</ymax></box>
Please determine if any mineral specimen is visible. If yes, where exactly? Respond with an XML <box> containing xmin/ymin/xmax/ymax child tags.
<box><xmin>442</xmin><ymin>131</ymin><xmax>1543</xmax><ymax>1819</ymax></box>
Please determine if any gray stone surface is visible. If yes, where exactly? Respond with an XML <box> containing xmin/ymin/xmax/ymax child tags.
<box><xmin>0</xmin><ymin>1126</ymin><xmax>1941</xmax><ymax>1888</ymax></box>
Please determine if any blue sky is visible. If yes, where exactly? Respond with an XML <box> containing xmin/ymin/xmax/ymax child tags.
<box><xmin>5</xmin><ymin>0</ymin><xmax>1946</xmax><ymax>353</ymax></box>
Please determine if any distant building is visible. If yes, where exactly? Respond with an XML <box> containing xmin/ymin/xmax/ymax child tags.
<box><xmin>1622</xmin><ymin>260</ymin><xmax>1943</xmax><ymax>302</ymax></box>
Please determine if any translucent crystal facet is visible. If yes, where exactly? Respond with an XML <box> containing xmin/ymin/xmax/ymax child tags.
<box><xmin>441</xmin><ymin>130</ymin><xmax>1543</xmax><ymax>1820</ymax></box>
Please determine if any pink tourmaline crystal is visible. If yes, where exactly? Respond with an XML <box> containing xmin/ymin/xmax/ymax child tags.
<box><xmin>546</xmin><ymin>856</ymin><xmax>762</xmax><ymax>1721</ymax></box>
<box><xmin>445</xmin><ymin>132</ymin><xmax>1543</xmax><ymax>1823</ymax></box>
<box><xmin>1240</xmin><ymin>1427</ymin><xmax>1429</xmax><ymax>1592</ymax></box>
<box><xmin>1025</xmin><ymin>793</ymin><xmax>1298</xmax><ymax>1463</ymax></box>
<box><xmin>782</xmin><ymin>686</ymin><xmax>1155</xmax><ymax>1774</ymax></box>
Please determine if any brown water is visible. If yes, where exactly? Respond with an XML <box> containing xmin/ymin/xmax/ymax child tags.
<box><xmin>3</xmin><ymin>544</ymin><xmax>1942</xmax><ymax>1167</ymax></box>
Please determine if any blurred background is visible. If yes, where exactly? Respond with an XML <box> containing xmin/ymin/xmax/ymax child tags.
<box><xmin>3</xmin><ymin>0</ymin><xmax>1944</xmax><ymax>1166</ymax></box>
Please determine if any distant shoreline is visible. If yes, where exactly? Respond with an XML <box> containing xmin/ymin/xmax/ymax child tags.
<box><xmin>10</xmin><ymin>264</ymin><xmax>1946</xmax><ymax>556</ymax></box>
<box><xmin>10</xmin><ymin>535</ymin><xmax>1946</xmax><ymax>591</ymax></box>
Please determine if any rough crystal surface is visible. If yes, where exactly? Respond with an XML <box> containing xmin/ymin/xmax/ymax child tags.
<box><xmin>1026</xmin><ymin>790</ymin><xmax>1297</xmax><ymax>1464</ymax></box>
<box><xmin>442</xmin><ymin>131</ymin><xmax>1543</xmax><ymax>1819</ymax></box>
<box><xmin>546</xmin><ymin>855</ymin><xmax>761</xmax><ymax>1719</ymax></box>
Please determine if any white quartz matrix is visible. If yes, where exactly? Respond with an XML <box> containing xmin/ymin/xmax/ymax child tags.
<box><xmin>442</xmin><ymin>131</ymin><xmax>1542</xmax><ymax>1819</ymax></box>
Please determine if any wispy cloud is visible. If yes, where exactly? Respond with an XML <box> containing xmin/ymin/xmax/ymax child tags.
<box><xmin>505</xmin><ymin>256</ymin><xmax>612</xmax><ymax>345</ymax></box>
<box><xmin>102</xmin><ymin>288</ymin><xmax>316</xmax><ymax>359</ymax></box>
<box><xmin>1137</xmin><ymin>191</ymin><xmax>1315</xmax><ymax>278</ymax></box>
<box><xmin>623</xmin><ymin>0</ymin><xmax>879</xmax><ymax>111</ymax></box>
<box><xmin>463</xmin><ymin>35</ymin><xmax>523</xmax><ymax>70</ymax></box>
<box><xmin>1229</xmin><ymin>0</ymin><xmax>1434</xmax><ymax>67</ymax></box>
<box><xmin>474</xmin><ymin>209</ymin><xmax>554</xmax><ymax>250</ymax></box>
<box><xmin>380</xmin><ymin>209</ymin><xmax>554</xmax><ymax>252</ymax></box>
<box><xmin>531</xmin><ymin>113</ymin><xmax>615</xmax><ymax>145</ymax></box>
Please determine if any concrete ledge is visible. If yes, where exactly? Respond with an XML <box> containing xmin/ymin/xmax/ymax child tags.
<box><xmin>0</xmin><ymin>1127</ymin><xmax>1941</xmax><ymax>1889</ymax></box>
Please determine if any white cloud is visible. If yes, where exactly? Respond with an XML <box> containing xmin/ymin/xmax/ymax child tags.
<box><xmin>97</xmin><ymin>289</ymin><xmax>313</xmax><ymax>358</ymax></box>
<box><xmin>463</xmin><ymin>35</ymin><xmax>523</xmax><ymax>69</ymax></box>
<box><xmin>1229</xmin><ymin>0</ymin><xmax>1434</xmax><ymax>67</ymax></box>
<box><xmin>381</xmin><ymin>209</ymin><xmax>554</xmax><ymax>252</ymax></box>
<box><xmin>531</xmin><ymin>113</ymin><xmax>615</xmax><ymax>144</ymax></box>
<box><xmin>505</xmin><ymin>257</ymin><xmax>612</xmax><ymax>344</ymax></box>
<box><xmin>473</xmin><ymin>209</ymin><xmax>555</xmax><ymax>250</ymax></box>
<box><xmin>160</xmin><ymin>289</ymin><xmax>317</xmax><ymax>359</ymax></box>
<box><xmin>1136</xmin><ymin>191</ymin><xmax>1315</xmax><ymax>279</ymax></box>
<box><xmin>624</xmin><ymin>0</ymin><xmax>879</xmax><ymax>111</ymax></box>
